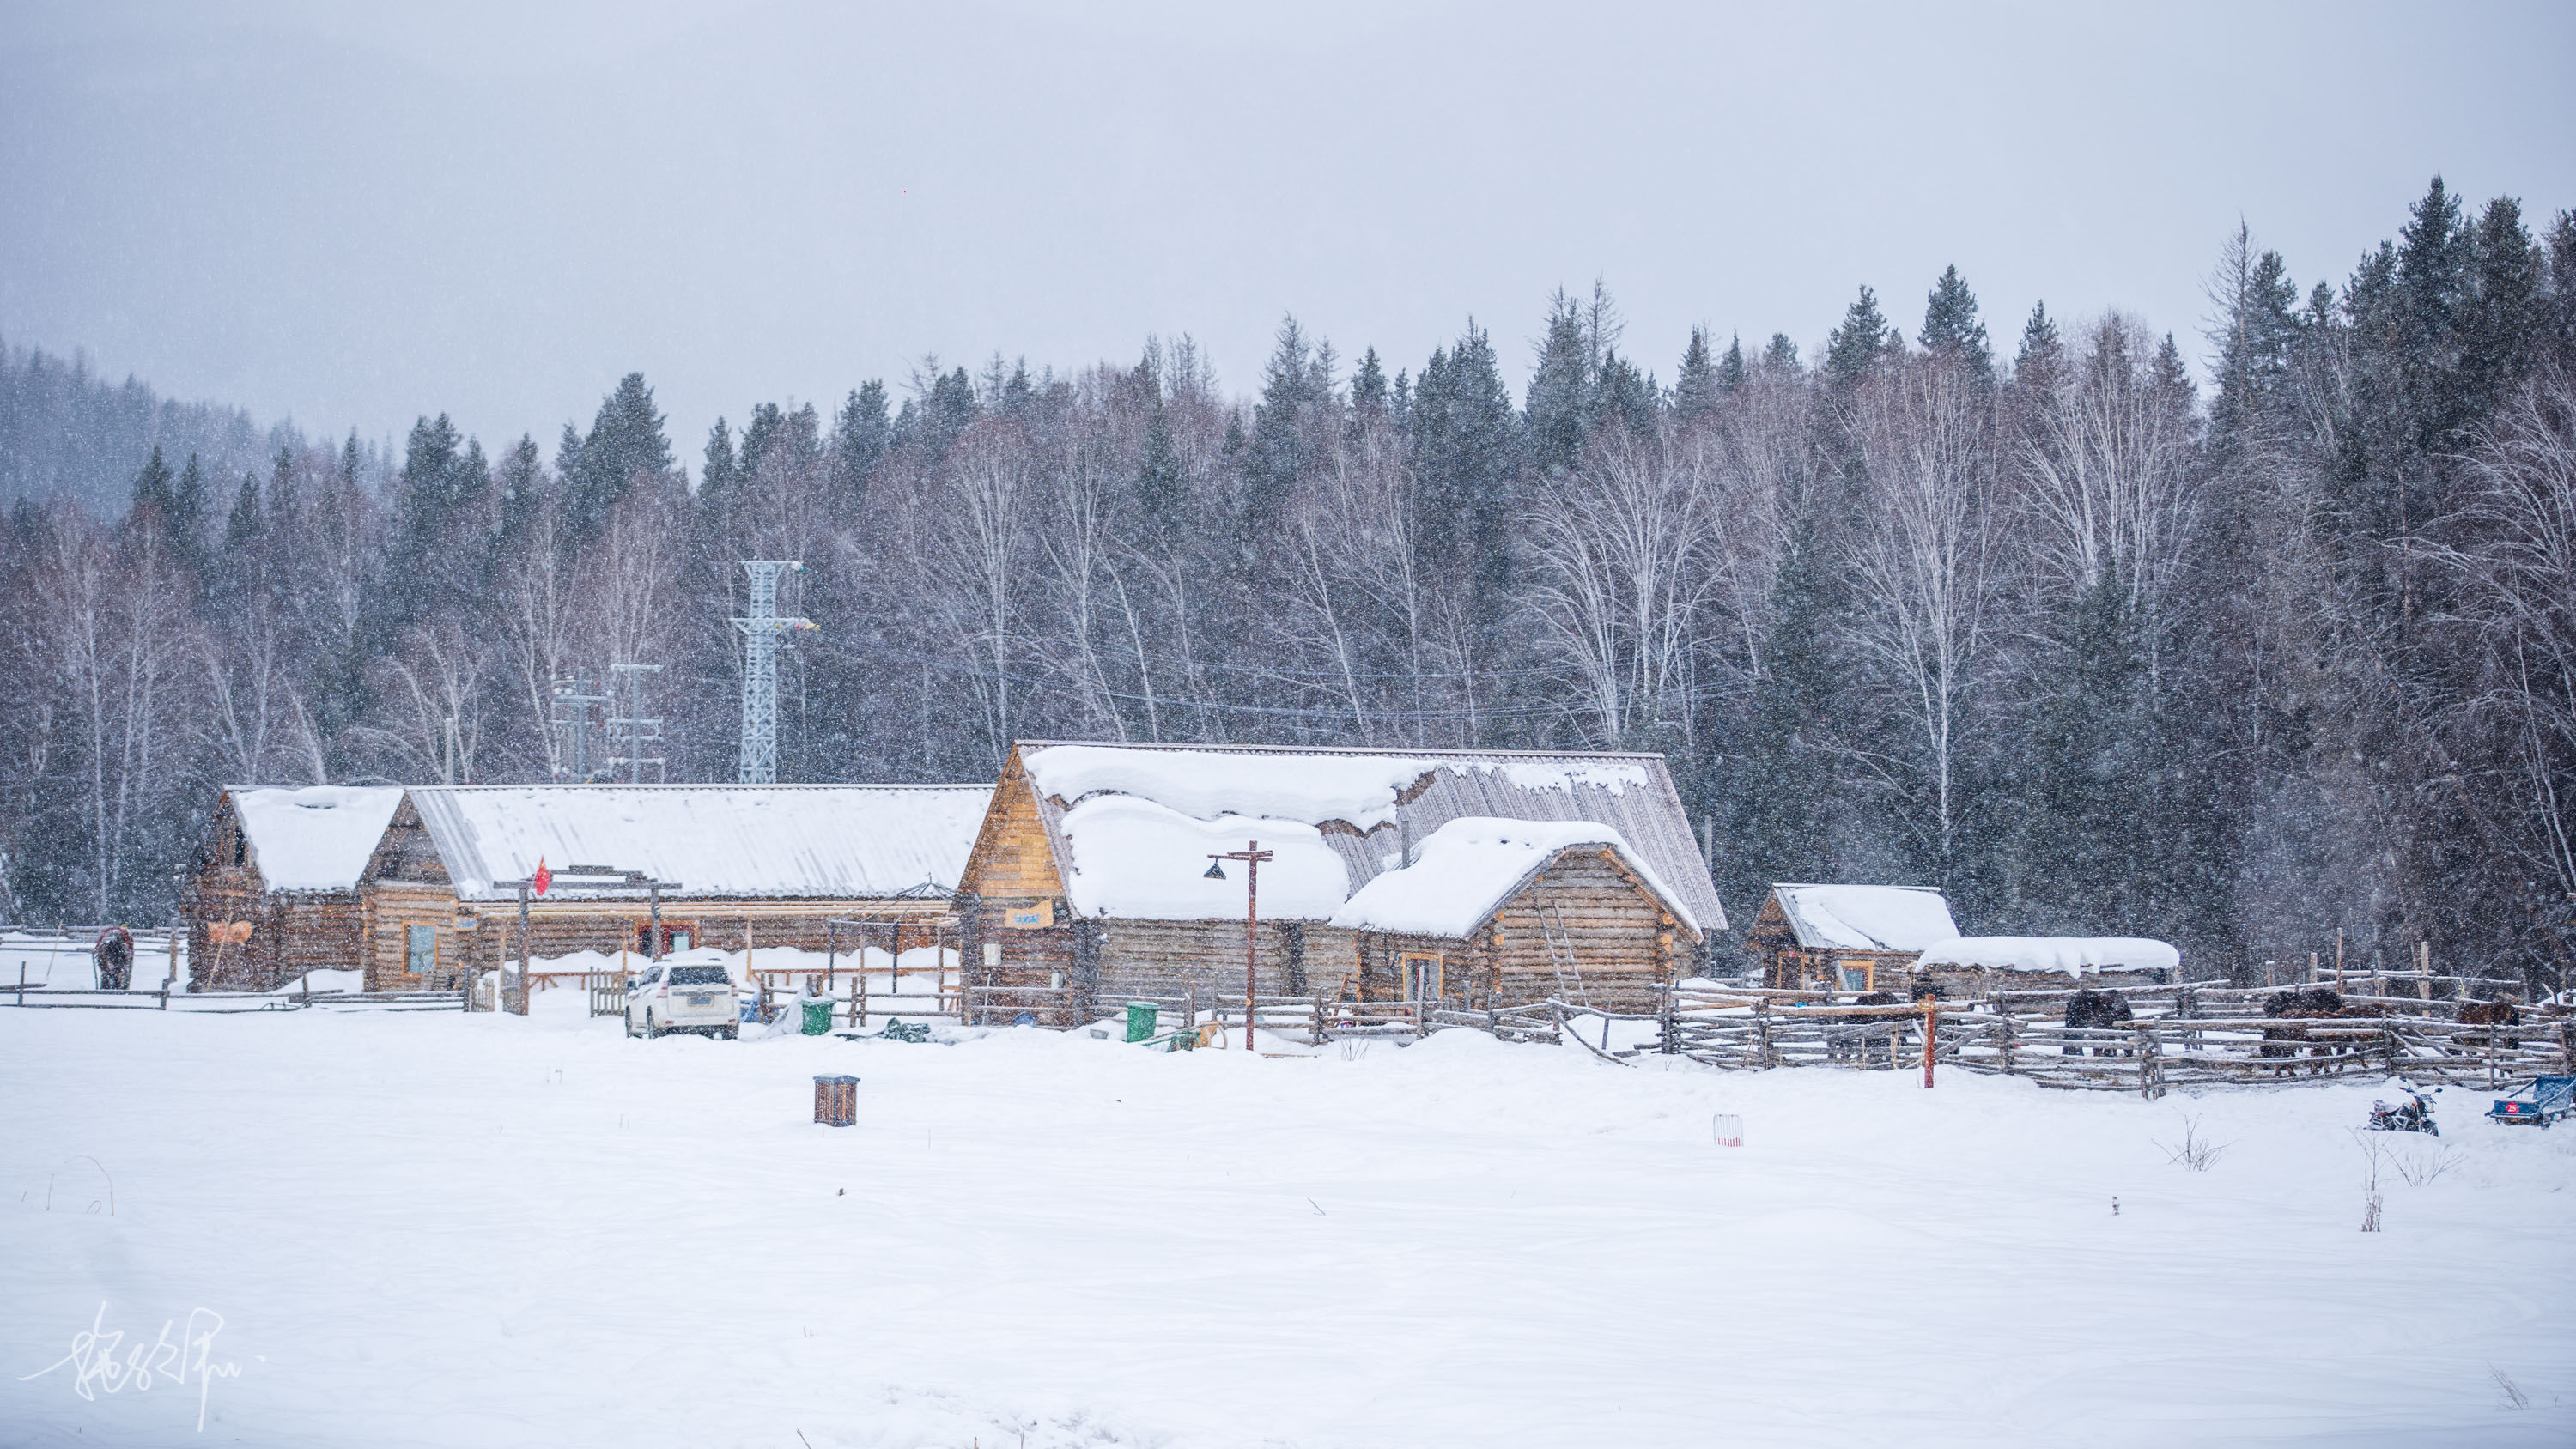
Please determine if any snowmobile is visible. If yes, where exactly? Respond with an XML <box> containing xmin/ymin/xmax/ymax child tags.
<box><xmin>2366</xmin><ymin>1085</ymin><xmax>2439</xmax><ymax>1137</ymax></box>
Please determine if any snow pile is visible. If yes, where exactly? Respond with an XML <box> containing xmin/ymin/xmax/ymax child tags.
<box><xmin>1027</xmin><ymin>743</ymin><xmax>1431</xmax><ymax>828</ymax></box>
<box><xmin>1328</xmin><ymin>817</ymin><xmax>1697</xmax><ymax>937</ymax></box>
<box><xmin>1492</xmin><ymin>759</ymin><xmax>1649</xmax><ymax>794</ymax></box>
<box><xmin>1056</xmin><ymin>795</ymin><xmax>1351</xmax><ymax>920</ymax></box>
<box><xmin>412</xmin><ymin>785</ymin><xmax>990</xmax><ymax>900</ymax></box>
<box><xmin>1915</xmin><ymin>936</ymin><xmax>2183</xmax><ymax>978</ymax></box>
<box><xmin>1772</xmin><ymin>883</ymin><xmax>1959</xmax><ymax>952</ymax></box>
<box><xmin>232</xmin><ymin>785</ymin><xmax>406</xmax><ymax>892</ymax></box>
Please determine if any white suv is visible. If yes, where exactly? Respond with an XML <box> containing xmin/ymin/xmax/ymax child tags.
<box><xmin>625</xmin><ymin>955</ymin><xmax>739</xmax><ymax>1039</ymax></box>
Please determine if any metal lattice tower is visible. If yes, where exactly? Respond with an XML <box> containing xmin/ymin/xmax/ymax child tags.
<box><xmin>732</xmin><ymin>560</ymin><xmax>814</xmax><ymax>784</ymax></box>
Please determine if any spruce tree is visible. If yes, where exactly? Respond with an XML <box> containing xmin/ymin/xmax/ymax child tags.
<box><xmin>1525</xmin><ymin>290</ymin><xmax>1595</xmax><ymax>474</ymax></box>
<box><xmin>1824</xmin><ymin>287</ymin><xmax>1896</xmax><ymax>391</ymax></box>
<box><xmin>1350</xmin><ymin>347</ymin><xmax>1388</xmax><ymax>415</ymax></box>
<box><xmin>832</xmin><ymin>382</ymin><xmax>892</xmax><ymax>506</ymax></box>
<box><xmin>1918</xmin><ymin>264</ymin><xmax>1993</xmax><ymax>377</ymax></box>
<box><xmin>1719</xmin><ymin>332</ymin><xmax>1749</xmax><ymax>391</ymax></box>
<box><xmin>1671</xmin><ymin>327</ymin><xmax>1721</xmax><ymax>421</ymax></box>
<box><xmin>564</xmin><ymin>373</ymin><xmax>673</xmax><ymax>543</ymax></box>
<box><xmin>1242</xmin><ymin>316</ymin><xmax>1322</xmax><ymax>532</ymax></box>
<box><xmin>1761</xmin><ymin>334</ymin><xmax>1800</xmax><ymax>373</ymax></box>
<box><xmin>1134</xmin><ymin>401</ymin><xmax>1186</xmax><ymax>545</ymax></box>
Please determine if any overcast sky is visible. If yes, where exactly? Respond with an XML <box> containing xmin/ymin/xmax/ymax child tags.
<box><xmin>4</xmin><ymin>0</ymin><xmax>2572</xmax><ymax>460</ymax></box>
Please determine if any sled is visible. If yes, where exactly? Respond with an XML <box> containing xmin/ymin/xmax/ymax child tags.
<box><xmin>2488</xmin><ymin>1075</ymin><xmax>2575</xmax><ymax>1127</ymax></box>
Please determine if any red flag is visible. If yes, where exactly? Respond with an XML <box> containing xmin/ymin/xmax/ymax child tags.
<box><xmin>532</xmin><ymin>858</ymin><xmax>551</xmax><ymax>897</ymax></box>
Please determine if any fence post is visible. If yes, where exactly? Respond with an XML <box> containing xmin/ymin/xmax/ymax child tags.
<box><xmin>1921</xmin><ymin>996</ymin><xmax>1937</xmax><ymax>1088</ymax></box>
<box><xmin>1314</xmin><ymin>993</ymin><xmax>1327</xmax><ymax>1047</ymax></box>
<box><xmin>2137</xmin><ymin>1023</ymin><xmax>2161</xmax><ymax>1100</ymax></box>
<box><xmin>1660</xmin><ymin>992</ymin><xmax>1677</xmax><ymax>1055</ymax></box>
<box><xmin>1754</xmin><ymin>1000</ymin><xmax>1773</xmax><ymax>1070</ymax></box>
<box><xmin>1999</xmin><ymin>1009</ymin><xmax>2016</xmax><ymax>1076</ymax></box>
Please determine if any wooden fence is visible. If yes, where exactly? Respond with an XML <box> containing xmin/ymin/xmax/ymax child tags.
<box><xmin>1655</xmin><ymin>984</ymin><xmax>2576</xmax><ymax>1096</ymax></box>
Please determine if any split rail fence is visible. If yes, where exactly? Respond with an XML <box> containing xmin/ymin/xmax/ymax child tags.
<box><xmin>1654</xmin><ymin>984</ymin><xmax>2576</xmax><ymax>1097</ymax></box>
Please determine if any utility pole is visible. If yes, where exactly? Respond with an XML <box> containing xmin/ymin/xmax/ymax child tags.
<box><xmin>604</xmin><ymin>662</ymin><xmax>665</xmax><ymax>784</ymax></box>
<box><xmin>1206</xmin><ymin>841</ymin><xmax>1274</xmax><ymax>1052</ymax></box>
<box><xmin>550</xmin><ymin>670</ymin><xmax>608</xmax><ymax>781</ymax></box>
<box><xmin>732</xmin><ymin>561</ymin><xmax>816</xmax><ymax>785</ymax></box>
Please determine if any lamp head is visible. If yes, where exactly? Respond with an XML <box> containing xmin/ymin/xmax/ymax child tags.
<box><xmin>1203</xmin><ymin>860</ymin><xmax>1227</xmax><ymax>881</ymax></box>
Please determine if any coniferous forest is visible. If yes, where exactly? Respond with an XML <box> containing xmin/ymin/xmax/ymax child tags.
<box><xmin>5</xmin><ymin>179</ymin><xmax>2574</xmax><ymax>989</ymax></box>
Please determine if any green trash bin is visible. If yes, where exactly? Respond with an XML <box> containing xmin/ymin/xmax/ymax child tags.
<box><xmin>1124</xmin><ymin>1001</ymin><xmax>1159</xmax><ymax>1043</ymax></box>
<box><xmin>800</xmin><ymin>997</ymin><xmax>834</xmax><ymax>1036</ymax></box>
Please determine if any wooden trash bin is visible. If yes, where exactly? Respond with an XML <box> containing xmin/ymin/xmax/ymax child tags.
<box><xmin>812</xmin><ymin>1074</ymin><xmax>859</xmax><ymax>1127</ymax></box>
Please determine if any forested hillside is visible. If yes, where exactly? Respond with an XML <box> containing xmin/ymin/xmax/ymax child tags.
<box><xmin>5</xmin><ymin>179</ymin><xmax>2573</xmax><ymax>991</ymax></box>
<box><xmin>0</xmin><ymin>340</ymin><xmax>314</xmax><ymax>516</ymax></box>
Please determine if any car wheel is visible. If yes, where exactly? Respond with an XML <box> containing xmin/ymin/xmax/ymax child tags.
<box><xmin>647</xmin><ymin>1011</ymin><xmax>663</xmax><ymax>1040</ymax></box>
<box><xmin>720</xmin><ymin>1024</ymin><xmax>737</xmax><ymax>1040</ymax></box>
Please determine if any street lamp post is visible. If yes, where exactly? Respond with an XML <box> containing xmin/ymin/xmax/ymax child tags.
<box><xmin>1205</xmin><ymin>841</ymin><xmax>1274</xmax><ymax>1052</ymax></box>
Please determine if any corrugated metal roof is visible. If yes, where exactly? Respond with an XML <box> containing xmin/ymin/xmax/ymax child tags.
<box><xmin>406</xmin><ymin>785</ymin><xmax>992</xmax><ymax>902</ymax></box>
<box><xmin>1014</xmin><ymin>741</ymin><xmax>1726</xmax><ymax>931</ymax></box>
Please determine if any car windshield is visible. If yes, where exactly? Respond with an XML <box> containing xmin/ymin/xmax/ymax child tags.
<box><xmin>667</xmin><ymin>966</ymin><xmax>730</xmax><ymax>987</ymax></box>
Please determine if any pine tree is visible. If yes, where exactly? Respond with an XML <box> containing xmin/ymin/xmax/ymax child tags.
<box><xmin>1719</xmin><ymin>332</ymin><xmax>1749</xmax><ymax>391</ymax></box>
<box><xmin>130</xmin><ymin>445</ymin><xmax>173</xmax><ymax>518</ymax></box>
<box><xmin>1918</xmin><ymin>264</ymin><xmax>1993</xmax><ymax>378</ymax></box>
<box><xmin>224</xmin><ymin>470</ymin><xmax>261</xmax><ymax>549</ymax></box>
<box><xmin>2013</xmin><ymin>303</ymin><xmax>2063</xmax><ymax>390</ymax></box>
<box><xmin>1526</xmin><ymin>290</ymin><xmax>1595</xmax><ymax>474</ymax></box>
<box><xmin>1761</xmin><ymin>334</ymin><xmax>1801</xmax><ymax>373</ymax></box>
<box><xmin>1407</xmin><ymin>321</ymin><xmax>1520</xmax><ymax>593</ymax></box>
<box><xmin>2207</xmin><ymin>233</ymin><xmax>2302</xmax><ymax>455</ymax></box>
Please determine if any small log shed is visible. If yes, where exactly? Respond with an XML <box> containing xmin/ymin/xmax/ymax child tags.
<box><xmin>181</xmin><ymin>785</ymin><xmax>409</xmax><ymax>991</ymax></box>
<box><xmin>1745</xmin><ymin>883</ymin><xmax>1961</xmax><ymax>992</ymax></box>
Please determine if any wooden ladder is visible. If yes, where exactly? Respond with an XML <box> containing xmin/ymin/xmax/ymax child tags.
<box><xmin>1538</xmin><ymin>904</ymin><xmax>1589</xmax><ymax>1009</ymax></box>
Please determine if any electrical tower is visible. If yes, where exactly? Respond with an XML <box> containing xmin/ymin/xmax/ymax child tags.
<box><xmin>732</xmin><ymin>560</ymin><xmax>816</xmax><ymax>784</ymax></box>
<box><xmin>550</xmin><ymin>670</ymin><xmax>609</xmax><ymax>781</ymax></box>
<box><xmin>603</xmin><ymin>662</ymin><xmax>666</xmax><ymax>783</ymax></box>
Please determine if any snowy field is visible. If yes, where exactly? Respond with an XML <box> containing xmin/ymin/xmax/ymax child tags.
<box><xmin>3</xmin><ymin>995</ymin><xmax>2571</xmax><ymax>1447</ymax></box>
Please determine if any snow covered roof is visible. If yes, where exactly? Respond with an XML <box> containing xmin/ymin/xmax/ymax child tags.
<box><xmin>1911</xmin><ymin>937</ymin><xmax>2179</xmax><ymax>978</ymax></box>
<box><xmin>1765</xmin><ymin>884</ymin><xmax>1959</xmax><ymax>953</ymax></box>
<box><xmin>1011</xmin><ymin>741</ymin><xmax>1723</xmax><ymax>931</ymax></box>
<box><xmin>228</xmin><ymin>785</ymin><xmax>408</xmax><ymax>894</ymax></box>
<box><xmin>405</xmin><ymin>785</ymin><xmax>992</xmax><ymax>902</ymax></box>
<box><xmin>1327</xmin><ymin>817</ymin><xmax>1698</xmax><ymax>937</ymax></box>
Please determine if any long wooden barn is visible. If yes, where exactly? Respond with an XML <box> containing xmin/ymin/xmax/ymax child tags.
<box><xmin>182</xmin><ymin>785</ymin><xmax>410</xmax><ymax>991</ymax></box>
<box><xmin>356</xmin><ymin>784</ymin><xmax>991</xmax><ymax>991</ymax></box>
<box><xmin>954</xmin><ymin>742</ymin><xmax>1724</xmax><ymax>1023</ymax></box>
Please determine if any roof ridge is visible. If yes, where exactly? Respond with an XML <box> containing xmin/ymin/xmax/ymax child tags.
<box><xmin>1016</xmin><ymin>739</ymin><xmax>1670</xmax><ymax>762</ymax></box>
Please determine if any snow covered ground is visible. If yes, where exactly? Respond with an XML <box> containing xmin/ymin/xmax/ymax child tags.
<box><xmin>3</xmin><ymin>993</ymin><xmax>2571</xmax><ymax>1447</ymax></box>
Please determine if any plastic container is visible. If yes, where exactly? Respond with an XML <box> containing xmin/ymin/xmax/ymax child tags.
<box><xmin>800</xmin><ymin>997</ymin><xmax>834</xmax><ymax>1035</ymax></box>
<box><xmin>1125</xmin><ymin>1001</ymin><xmax>1159</xmax><ymax>1042</ymax></box>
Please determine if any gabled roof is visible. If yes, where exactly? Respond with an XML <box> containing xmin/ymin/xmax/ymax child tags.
<box><xmin>1328</xmin><ymin>817</ymin><xmax>1701</xmax><ymax>937</ymax></box>
<box><xmin>1761</xmin><ymin>883</ymin><xmax>1958</xmax><ymax>952</ymax></box>
<box><xmin>998</xmin><ymin>741</ymin><xmax>1726</xmax><ymax>930</ymax></box>
<box><xmin>404</xmin><ymin>784</ymin><xmax>991</xmax><ymax>902</ymax></box>
<box><xmin>228</xmin><ymin>785</ymin><xmax>408</xmax><ymax>893</ymax></box>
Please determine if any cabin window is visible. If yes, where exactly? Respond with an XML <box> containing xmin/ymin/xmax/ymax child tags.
<box><xmin>229</xmin><ymin>826</ymin><xmax>247</xmax><ymax>868</ymax></box>
<box><xmin>1838</xmin><ymin>961</ymin><xmax>1871</xmax><ymax>992</ymax></box>
<box><xmin>405</xmin><ymin>925</ymin><xmax>437</xmax><ymax>977</ymax></box>
<box><xmin>1400</xmin><ymin>952</ymin><xmax>1441</xmax><ymax>1003</ymax></box>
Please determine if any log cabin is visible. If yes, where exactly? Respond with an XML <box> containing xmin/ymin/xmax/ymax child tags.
<box><xmin>1745</xmin><ymin>883</ymin><xmax>1960</xmax><ymax>992</ymax></box>
<box><xmin>182</xmin><ymin>785</ymin><xmax>409</xmax><ymax>990</ymax></box>
<box><xmin>355</xmin><ymin>784</ymin><xmax>989</xmax><ymax>991</ymax></box>
<box><xmin>953</xmin><ymin>742</ymin><xmax>1723</xmax><ymax>1024</ymax></box>
<box><xmin>1910</xmin><ymin>936</ymin><xmax>2178</xmax><ymax>995</ymax></box>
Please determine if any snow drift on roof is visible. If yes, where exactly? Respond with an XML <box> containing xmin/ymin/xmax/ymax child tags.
<box><xmin>1023</xmin><ymin>743</ymin><xmax>1650</xmax><ymax>830</ymax></box>
<box><xmin>1772</xmin><ymin>884</ymin><xmax>1959</xmax><ymax>952</ymax></box>
<box><xmin>231</xmin><ymin>785</ymin><xmax>407</xmax><ymax>893</ymax></box>
<box><xmin>1911</xmin><ymin>937</ymin><xmax>2179</xmax><ymax>978</ymax></box>
<box><xmin>408</xmin><ymin>785</ymin><xmax>991</xmax><ymax>901</ymax></box>
<box><xmin>1057</xmin><ymin>795</ymin><xmax>1352</xmax><ymax>921</ymax></box>
<box><xmin>1327</xmin><ymin>817</ymin><xmax>1697</xmax><ymax>937</ymax></box>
